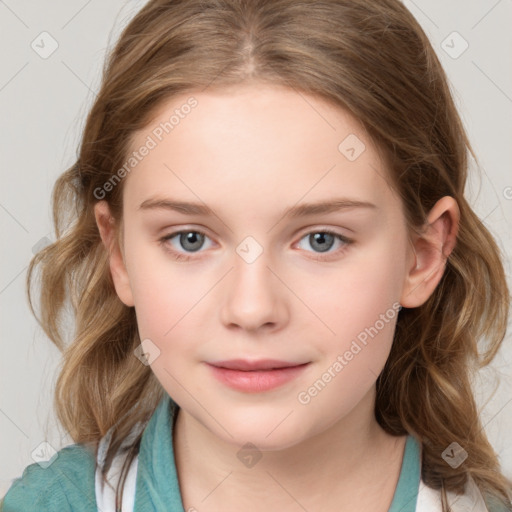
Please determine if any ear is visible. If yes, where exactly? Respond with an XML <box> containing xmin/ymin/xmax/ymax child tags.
<box><xmin>400</xmin><ymin>196</ymin><xmax>460</xmax><ymax>308</ymax></box>
<box><xmin>94</xmin><ymin>201</ymin><xmax>134</xmax><ymax>307</ymax></box>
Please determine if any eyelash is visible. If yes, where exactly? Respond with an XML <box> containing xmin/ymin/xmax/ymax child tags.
<box><xmin>158</xmin><ymin>228</ymin><xmax>354</xmax><ymax>262</ymax></box>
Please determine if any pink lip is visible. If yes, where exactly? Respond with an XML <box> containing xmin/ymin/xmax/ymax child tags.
<box><xmin>206</xmin><ymin>360</ymin><xmax>310</xmax><ymax>393</ymax></box>
<box><xmin>209</xmin><ymin>358</ymin><xmax>306</xmax><ymax>371</ymax></box>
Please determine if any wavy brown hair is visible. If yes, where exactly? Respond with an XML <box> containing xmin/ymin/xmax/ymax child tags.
<box><xmin>26</xmin><ymin>0</ymin><xmax>512</xmax><ymax>509</ymax></box>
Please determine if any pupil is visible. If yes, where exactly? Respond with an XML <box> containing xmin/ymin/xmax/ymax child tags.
<box><xmin>311</xmin><ymin>233</ymin><xmax>334</xmax><ymax>253</ymax></box>
<box><xmin>181</xmin><ymin>232</ymin><xmax>203</xmax><ymax>252</ymax></box>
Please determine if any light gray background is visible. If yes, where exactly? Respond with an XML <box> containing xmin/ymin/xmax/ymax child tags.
<box><xmin>1</xmin><ymin>0</ymin><xmax>511</xmax><ymax>498</ymax></box>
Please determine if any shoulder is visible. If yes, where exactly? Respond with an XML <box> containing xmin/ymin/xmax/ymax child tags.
<box><xmin>484</xmin><ymin>494</ymin><xmax>512</xmax><ymax>512</ymax></box>
<box><xmin>1</xmin><ymin>443</ymin><xmax>97</xmax><ymax>512</ymax></box>
<box><xmin>416</xmin><ymin>477</ymin><xmax>512</xmax><ymax>512</ymax></box>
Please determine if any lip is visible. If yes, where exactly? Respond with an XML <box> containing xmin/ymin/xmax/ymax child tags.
<box><xmin>208</xmin><ymin>358</ymin><xmax>307</xmax><ymax>371</ymax></box>
<box><xmin>206</xmin><ymin>360</ymin><xmax>310</xmax><ymax>393</ymax></box>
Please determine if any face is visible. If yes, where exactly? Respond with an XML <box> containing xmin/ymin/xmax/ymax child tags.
<box><xmin>99</xmin><ymin>83</ymin><xmax>420</xmax><ymax>450</ymax></box>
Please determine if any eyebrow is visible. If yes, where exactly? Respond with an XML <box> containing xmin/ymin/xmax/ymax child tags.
<box><xmin>138</xmin><ymin>196</ymin><xmax>377</xmax><ymax>218</ymax></box>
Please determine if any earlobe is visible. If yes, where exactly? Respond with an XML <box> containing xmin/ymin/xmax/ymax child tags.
<box><xmin>400</xmin><ymin>196</ymin><xmax>460</xmax><ymax>308</ymax></box>
<box><xmin>94</xmin><ymin>201</ymin><xmax>135</xmax><ymax>307</ymax></box>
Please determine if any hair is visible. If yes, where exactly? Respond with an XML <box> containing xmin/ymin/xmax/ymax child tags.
<box><xmin>26</xmin><ymin>0</ymin><xmax>511</xmax><ymax>510</ymax></box>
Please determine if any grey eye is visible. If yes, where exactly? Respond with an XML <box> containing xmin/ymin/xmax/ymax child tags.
<box><xmin>163</xmin><ymin>230</ymin><xmax>213</xmax><ymax>253</ymax></box>
<box><xmin>297</xmin><ymin>231</ymin><xmax>346</xmax><ymax>254</ymax></box>
<box><xmin>306</xmin><ymin>232</ymin><xmax>335</xmax><ymax>253</ymax></box>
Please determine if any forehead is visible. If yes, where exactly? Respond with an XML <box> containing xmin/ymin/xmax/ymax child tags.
<box><xmin>122</xmin><ymin>84</ymin><xmax>398</xmax><ymax>218</ymax></box>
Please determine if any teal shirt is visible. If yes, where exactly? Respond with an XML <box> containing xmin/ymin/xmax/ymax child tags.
<box><xmin>1</xmin><ymin>394</ymin><xmax>508</xmax><ymax>511</ymax></box>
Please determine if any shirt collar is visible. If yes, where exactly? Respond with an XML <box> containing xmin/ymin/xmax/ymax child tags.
<box><xmin>134</xmin><ymin>393</ymin><xmax>184</xmax><ymax>511</ymax></box>
<box><xmin>134</xmin><ymin>393</ymin><xmax>421</xmax><ymax>512</ymax></box>
<box><xmin>388</xmin><ymin>435</ymin><xmax>421</xmax><ymax>512</ymax></box>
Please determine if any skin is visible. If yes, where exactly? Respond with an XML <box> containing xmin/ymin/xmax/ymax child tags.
<box><xmin>95</xmin><ymin>83</ymin><xmax>460</xmax><ymax>511</ymax></box>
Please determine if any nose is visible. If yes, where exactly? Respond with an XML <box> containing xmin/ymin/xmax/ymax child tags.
<box><xmin>219</xmin><ymin>248</ymin><xmax>289</xmax><ymax>333</ymax></box>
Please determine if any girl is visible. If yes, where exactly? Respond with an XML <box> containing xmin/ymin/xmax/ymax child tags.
<box><xmin>2</xmin><ymin>0</ymin><xmax>511</xmax><ymax>511</ymax></box>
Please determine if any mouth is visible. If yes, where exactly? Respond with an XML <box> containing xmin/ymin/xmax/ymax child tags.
<box><xmin>207</xmin><ymin>358</ymin><xmax>309</xmax><ymax>371</ymax></box>
<box><xmin>205</xmin><ymin>360</ymin><xmax>311</xmax><ymax>393</ymax></box>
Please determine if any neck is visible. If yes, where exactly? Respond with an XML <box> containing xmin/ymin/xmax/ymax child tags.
<box><xmin>172</xmin><ymin>387</ymin><xmax>407</xmax><ymax>512</ymax></box>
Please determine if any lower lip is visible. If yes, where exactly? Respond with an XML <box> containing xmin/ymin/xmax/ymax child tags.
<box><xmin>206</xmin><ymin>363</ymin><xmax>310</xmax><ymax>393</ymax></box>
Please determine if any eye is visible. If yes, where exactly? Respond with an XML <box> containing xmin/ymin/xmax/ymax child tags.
<box><xmin>296</xmin><ymin>229</ymin><xmax>353</xmax><ymax>260</ymax></box>
<box><xmin>159</xmin><ymin>229</ymin><xmax>213</xmax><ymax>261</ymax></box>
<box><xmin>159</xmin><ymin>228</ymin><xmax>353</xmax><ymax>262</ymax></box>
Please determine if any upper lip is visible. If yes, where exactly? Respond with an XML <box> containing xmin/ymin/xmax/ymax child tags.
<box><xmin>207</xmin><ymin>359</ymin><xmax>309</xmax><ymax>371</ymax></box>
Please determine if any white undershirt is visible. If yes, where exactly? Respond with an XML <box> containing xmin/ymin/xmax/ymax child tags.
<box><xmin>416</xmin><ymin>478</ymin><xmax>489</xmax><ymax>512</ymax></box>
<box><xmin>95</xmin><ymin>428</ymin><xmax>140</xmax><ymax>512</ymax></box>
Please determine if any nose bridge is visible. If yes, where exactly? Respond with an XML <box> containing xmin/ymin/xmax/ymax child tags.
<box><xmin>219</xmin><ymin>235</ymin><xmax>286</xmax><ymax>331</ymax></box>
<box><xmin>232</xmin><ymin>236</ymin><xmax>275</xmax><ymax>302</ymax></box>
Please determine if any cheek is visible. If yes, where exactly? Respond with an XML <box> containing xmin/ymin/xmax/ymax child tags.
<box><xmin>295</xmin><ymin>240</ymin><xmax>405</xmax><ymax>410</ymax></box>
<box><xmin>129</xmin><ymin>260</ymin><xmax>207</xmax><ymax>392</ymax></box>
<box><xmin>296</xmin><ymin>254</ymin><xmax>403</xmax><ymax>427</ymax></box>
<box><xmin>309</xmin><ymin>241</ymin><xmax>405</xmax><ymax>340</ymax></box>
<box><xmin>125</xmin><ymin>241</ymin><xmax>204</xmax><ymax>345</ymax></box>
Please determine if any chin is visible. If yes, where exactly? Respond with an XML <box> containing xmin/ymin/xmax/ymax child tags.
<box><xmin>210</xmin><ymin>413</ymin><xmax>313</xmax><ymax>452</ymax></box>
